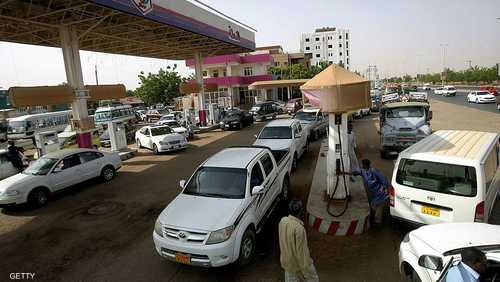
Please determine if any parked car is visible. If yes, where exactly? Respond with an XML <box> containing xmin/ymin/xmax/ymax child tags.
<box><xmin>249</xmin><ymin>101</ymin><xmax>279</xmax><ymax>121</ymax></box>
<box><xmin>442</xmin><ymin>85</ymin><xmax>457</xmax><ymax>96</ymax></box>
<box><xmin>480</xmin><ymin>85</ymin><xmax>498</xmax><ymax>96</ymax></box>
<box><xmin>157</xmin><ymin>119</ymin><xmax>189</xmax><ymax>139</ymax></box>
<box><xmin>254</xmin><ymin>119</ymin><xmax>308</xmax><ymax>171</ymax></box>
<box><xmin>219</xmin><ymin>109</ymin><xmax>253</xmax><ymax>130</ymax></box>
<box><xmin>146</xmin><ymin>109</ymin><xmax>169</xmax><ymax>122</ymax></box>
<box><xmin>153</xmin><ymin>146</ymin><xmax>292</xmax><ymax>267</ymax></box>
<box><xmin>433</xmin><ymin>87</ymin><xmax>444</xmax><ymax>95</ymax></box>
<box><xmin>467</xmin><ymin>90</ymin><xmax>496</xmax><ymax>104</ymax></box>
<box><xmin>390</xmin><ymin>130</ymin><xmax>499</xmax><ymax>225</ymax></box>
<box><xmin>0</xmin><ymin>148</ymin><xmax>121</xmax><ymax>208</ymax></box>
<box><xmin>135</xmin><ymin>125</ymin><xmax>187</xmax><ymax>154</ymax></box>
<box><xmin>268</xmin><ymin>100</ymin><xmax>285</xmax><ymax>113</ymax></box>
<box><xmin>285</xmin><ymin>98</ymin><xmax>303</xmax><ymax>115</ymax></box>
<box><xmin>399</xmin><ymin>223</ymin><xmax>500</xmax><ymax>282</ymax></box>
<box><xmin>293</xmin><ymin>108</ymin><xmax>328</xmax><ymax>141</ymax></box>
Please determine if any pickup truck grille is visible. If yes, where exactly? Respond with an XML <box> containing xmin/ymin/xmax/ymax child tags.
<box><xmin>164</xmin><ymin>227</ymin><xmax>208</xmax><ymax>244</ymax></box>
<box><xmin>169</xmin><ymin>140</ymin><xmax>181</xmax><ymax>145</ymax></box>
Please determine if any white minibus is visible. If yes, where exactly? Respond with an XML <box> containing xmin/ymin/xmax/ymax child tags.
<box><xmin>7</xmin><ymin>110</ymin><xmax>71</xmax><ymax>140</ymax></box>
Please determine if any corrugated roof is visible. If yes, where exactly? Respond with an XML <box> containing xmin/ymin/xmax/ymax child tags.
<box><xmin>404</xmin><ymin>130</ymin><xmax>498</xmax><ymax>161</ymax></box>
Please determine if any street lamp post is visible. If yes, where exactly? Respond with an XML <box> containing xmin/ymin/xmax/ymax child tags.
<box><xmin>440</xmin><ymin>44</ymin><xmax>448</xmax><ymax>86</ymax></box>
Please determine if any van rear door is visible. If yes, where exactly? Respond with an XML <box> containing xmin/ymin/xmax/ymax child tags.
<box><xmin>392</xmin><ymin>158</ymin><xmax>480</xmax><ymax>224</ymax></box>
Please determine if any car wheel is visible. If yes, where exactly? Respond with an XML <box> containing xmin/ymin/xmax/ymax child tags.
<box><xmin>281</xmin><ymin>175</ymin><xmax>290</xmax><ymax>201</ymax></box>
<box><xmin>409</xmin><ymin>270</ymin><xmax>421</xmax><ymax>282</ymax></box>
<box><xmin>237</xmin><ymin>228</ymin><xmax>256</xmax><ymax>266</ymax></box>
<box><xmin>136</xmin><ymin>139</ymin><xmax>141</xmax><ymax>148</ymax></box>
<box><xmin>28</xmin><ymin>188</ymin><xmax>49</xmax><ymax>208</ymax></box>
<box><xmin>101</xmin><ymin>165</ymin><xmax>115</xmax><ymax>182</ymax></box>
<box><xmin>380</xmin><ymin>150</ymin><xmax>388</xmax><ymax>159</ymax></box>
<box><xmin>292</xmin><ymin>154</ymin><xmax>298</xmax><ymax>172</ymax></box>
<box><xmin>153</xmin><ymin>144</ymin><xmax>159</xmax><ymax>155</ymax></box>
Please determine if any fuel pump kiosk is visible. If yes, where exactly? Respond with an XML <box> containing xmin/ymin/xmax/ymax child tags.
<box><xmin>107</xmin><ymin>121</ymin><xmax>127</xmax><ymax>151</ymax></box>
<box><xmin>35</xmin><ymin>131</ymin><xmax>60</xmax><ymax>158</ymax></box>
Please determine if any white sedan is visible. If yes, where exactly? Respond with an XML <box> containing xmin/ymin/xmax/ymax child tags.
<box><xmin>467</xmin><ymin>91</ymin><xmax>496</xmax><ymax>104</ymax></box>
<box><xmin>135</xmin><ymin>125</ymin><xmax>187</xmax><ymax>154</ymax></box>
<box><xmin>156</xmin><ymin>119</ymin><xmax>189</xmax><ymax>139</ymax></box>
<box><xmin>399</xmin><ymin>223</ymin><xmax>500</xmax><ymax>282</ymax></box>
<box><xmin>0</xmin><ymin>148</ymin><xmax>121</xmax><ymax>208</ymax></box>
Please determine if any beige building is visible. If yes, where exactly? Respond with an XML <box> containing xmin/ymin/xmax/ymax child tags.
<box><xmin>254</xmin><ymin>46</ymin><xmax>311</xmax><ymax>68</ymax></box>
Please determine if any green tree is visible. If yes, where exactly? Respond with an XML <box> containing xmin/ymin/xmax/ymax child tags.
<box><xmin>133</xmin><ymin>66</ymin><xmax>186</xmax><ymax>105</ymax></box>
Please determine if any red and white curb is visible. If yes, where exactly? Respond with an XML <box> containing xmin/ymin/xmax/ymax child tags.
<box><xmin>307</xmin><ymin>213</ymin><xmax>370</xmax><ymax>236</ymax></box>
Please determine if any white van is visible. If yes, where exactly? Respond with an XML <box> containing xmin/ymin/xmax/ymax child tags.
<box><xmin>390</xmin><ymin>130</ymin><xmax>500</xmax><ymax>225</ymax></box>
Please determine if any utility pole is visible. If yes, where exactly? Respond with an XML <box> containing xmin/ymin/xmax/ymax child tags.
<box><xmin>440</xmin><ymin>44</ymin><xmax>448</xmax><ymax>86</ymax></box>
<box><xmin>94</xmin><ymin>64</ymin><xmax>99</xmax><ymax>85</ymax></box>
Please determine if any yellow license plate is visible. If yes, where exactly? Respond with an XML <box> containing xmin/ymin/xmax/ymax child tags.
<box><xmin>421</xmin><ymin>206</ymin><xmax>440</xmax><ymax>217</ymax></box>
<box><xmin>175</xmin><ymin>253</ymin><xmax>191</xmax><ymax>265</ymax></box>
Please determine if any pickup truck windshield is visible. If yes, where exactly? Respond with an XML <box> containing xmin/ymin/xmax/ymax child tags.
<box><xmin>386</xmin><ymin>107</ymin><xmax>424</xmax><ymax>118</ymax></box>
<box><xmin>396</xmin><ymin>158</ymin><xmax>477</xmax><ymax>197</ymax></box>
<box><xmin>151</xmin><ymin>127</ymin><xmax>172</xmax><ymax>136</ymax></box>
<box><xmin>184</xmin><ymin>167</ymin><xmax>247</xmax><ymax>199</ymax></box>
<box><xmin>259</xmin><ymin>126</ymin><xmax>292</xmax><ymax>139</ymax></box>
<box><xmin>295</xmin><ymin>111</ymin><xmax>316</xmax><ymax>121</ymax></box>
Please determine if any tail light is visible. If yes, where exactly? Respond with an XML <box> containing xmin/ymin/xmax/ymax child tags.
<box><xmin>389</xmin><ymin>185</ymin><xmax>395</xmax><ymax>207</ymax></box>
<box><xmin>474</xmin><ymin>201</ymin><xmax>485</xmax><ymax>222</ymax></box>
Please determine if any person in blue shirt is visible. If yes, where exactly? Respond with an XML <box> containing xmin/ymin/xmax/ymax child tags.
<box><xmin>446</xmin><ymin>247</ymin><xmax>487</xmax><ymax>282</ymax></box>
<box><xmin>360</xmin><ymin>159</ymin><xmax>389</xmax><ymax>224</ymax></box>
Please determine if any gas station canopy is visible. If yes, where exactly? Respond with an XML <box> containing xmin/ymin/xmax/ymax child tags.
<box><xmin>0</xmin><ymin>0</ymin><xmax>256</xmax><ymax>60</ymax></box>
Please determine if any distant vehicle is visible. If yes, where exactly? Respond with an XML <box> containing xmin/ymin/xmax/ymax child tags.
<box><xmin>219</xmin><ymin>109</ymin><xmax>253</xmax><ymax>130</ymax></box>
<box><xmin>0</xmin><ymin>119</ymin><xmax>7</xmax><ymax>142</ymax></box>
<box><xmin>480</xmin><ymin>85</ymin><xmax>498</xmax><ymax>96</ymax></box>
<box><xmin>146</xmin><ymin>109</ymin><xmax>170</xmax><ymax>122</ymax></box>
<box><xmin>7</xmin><ymin>110</ymin><xmax>72</xmax><ymax>140</ymax></box>
<box><xmin>0</xmin><ymin>148</ymin><xmax>121</xmax><ymax>208</ymax></box>
<box><xmin>293</xmin><ymin>108</ymin><xmax>328</xmax><ymax>141</ymax></box>
<box><xmin>399</xmin><ymin>223</ymin><xmax>500</xmax><ymax>282</ymax></box>
<box><xmin>136</xmin><ymin>110</ymin><xmax>147</xmax><ymax>121</ymax></box>
<box><xmin>135</xmin><ymin>125</ymin><xmax>187</xmax><ymax>154</ymax></box>
<box><xmin>381</xmin><ymin>92</ymin><xmax>400</xmax><ymax>104</ymax></box>
<box><xmin>285</xmin><ymin>98</ymin><xmax>303</xmax><ymax>115</ymax></box>
<box><xmin>370</xmin><ymin>90</ymin><xmax>382</xmax><ymax>112</ymax></box>
<box><xmin>153</xmin><ymin>146</ymin><xmax>292</xmax><ymax>267</ymax></box>
<box><xmin>408</xmin><ymin>92</ymin><xmax>428</xmax><ymax>102</ymax></box>
<box><xmin>391</xmin><ymin>130</ymin><xmax>499</xmax><ymax>225</ymax></box>
<box><xmin>442</xmin><ymin>85</ymin><xmax>457</xmax><ymax>97</ymax></box>
<box><xmin>94</xmin><ymin>104</ymin><xmax>135</xmax><ymax>125</ymax></box>
<box><xmin>267</xmin><ymin>100</ymin><xmax>285</xmax><ymax>113</ymax></box>
<box><xmin>156</xmin><ymin>119</ymin><xmax>189</xmax><ymax>139</ymax></box>
<box><xmin>467</xmin><ymin>90</ymin><xmax>496</xmax><ymax>104</ymax></box>
<box><xmin>249</xmin><ymin>101</ymin><xmax>279</xmax><ymax>121</ymax></box>
<box><xmin>379</xmin><ymin>101</ymin><xmax>432</xmax><ymax>158</ymax></box>
<box><xmin>433</xmin><ymin>87</ymin><xmax>444</xmax><ymax>95</ymax></box>
<box><xmin>421</xmin><ymin>83</ymin><xmax>432</xmax><ymax>91</ymax></box>
<box><xmin>254</xmin><ymin>119</ymin><xmax>308</xmax><ymax>171</ymax></box>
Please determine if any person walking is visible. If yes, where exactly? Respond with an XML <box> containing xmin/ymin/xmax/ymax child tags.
<box><xmin>360</xmin><ymin>159</ymin><xmax>389</xmax><ymax>224</ymax></box>
<box><xmin>6</xmin><ymin>140</ymin><xmax>24</xmax><ymax>172</ymax></box>
<box><xmin>279</xmin><ymin>200</ymin><xmax>319</xmax><ymax>282</ymax></box>
<box><xmin>445</xmin><ymin>247</ymin><xmax>487</xmax><ymax>282</ymax></box>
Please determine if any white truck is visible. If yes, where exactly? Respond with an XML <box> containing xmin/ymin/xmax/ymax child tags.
<box><xmin>293</xmin><ymin>107</ymin><xmax>328</xmax><ymax>141</ymax></box>
<box><xmin>153</xmin><ymin>146</ymin><xmax>292</xmax><ymax>267</ymax></box>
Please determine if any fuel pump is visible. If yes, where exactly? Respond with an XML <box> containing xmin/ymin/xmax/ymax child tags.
<box><xmin>107</xmin><ymin>121</ymin><xmax>127</xmax><ymax>151</ymax></box>
<box><xmin>35</xmin><ymin>131</ymin><xmax>59</xmax><ymax>158</ymax></box>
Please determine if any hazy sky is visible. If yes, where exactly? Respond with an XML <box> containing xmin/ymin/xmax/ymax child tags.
<box><xmin>1</xmin><ymin>0</ymin><xmax>499</xmax><ymax>90</ymax></box>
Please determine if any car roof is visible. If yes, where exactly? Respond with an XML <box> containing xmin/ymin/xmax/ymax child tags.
<box><xmin>43</xmin><ymin>148</ymin><xmax>100</xmax><ymax>159</ymax></box>
<box><xmin>264</xmin><ymin>119</ymin><xmax>297</xmax><ymax>127</ymax></box>
<box><xmin>410</xmin><ymin>223</ymin><xmax>500</xmax><ymax>255</ymax></box>
<box><xmin>203</xmin><ymin>147</ymin><xmax>265</xmax><ymax>169</ymax></box>
<box><xmin>300</xmin><ymin>107</ymin><xmax>320</xmax><ymax>113</ymax></box>
<box><xmin>400</xmin><ymin>130</ymin><xmax>499</xmax><ymax>166</ymax></box>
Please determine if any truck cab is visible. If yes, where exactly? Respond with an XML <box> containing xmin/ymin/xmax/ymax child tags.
<box><xmin>379</xmin><ymin>101</ymin><xmax>432</xmax><ymax>158</ymax></box>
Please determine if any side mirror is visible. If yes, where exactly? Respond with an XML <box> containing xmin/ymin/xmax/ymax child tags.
<box><xmin>418</xmin><ymin>255</ymin><xmax>443</xmax><ymax>271</ymax></box>
<box><xmin>252</xmin><ymin>185</ymin><xmax>265</xmax><ymax>195</ymax></box>
<box><xmin>53</xmin><ymin>167</ymin><xmax>62</xmax><ymax>173</ymax></box>
<box><xmin>179</xmin><ymin>180</ymin><xmax>186</xmax><ymax>189</ymax></box>
<box><xmin>254</xmin><ymin>134</ymin><xmax>258</xmax><ymax>139</ymax></box>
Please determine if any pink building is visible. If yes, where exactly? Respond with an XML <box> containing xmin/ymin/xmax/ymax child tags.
<box><xmin>185</xmin><ymin>53</ymin><xmax>274</xmax><ymax>109</ymax></box>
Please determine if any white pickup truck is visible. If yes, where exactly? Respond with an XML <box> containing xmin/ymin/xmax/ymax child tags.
<box><xmin>153</xmin><ymin>146</ymin><xmax>292</xmax><ymax>267</ymax></box>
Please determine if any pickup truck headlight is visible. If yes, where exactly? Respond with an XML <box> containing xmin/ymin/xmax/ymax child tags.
<box><xmin>206</xmin><ymin>225</ymin><xmax>234</xmax><ymax>245</ymax></box>
<box><xmin>154</xmin><ymin>219</ymin><xmax>164</xmax><ymax>237</ymax></box>
<box><xmin>4</xmin><ymin>190</ymin><xmax>19</xmax><ymax>196</ymax></box>
<box><xmin>159</xmin><ymin>141</ymin><xmax>169</xmax><ymax>145</ymax></box>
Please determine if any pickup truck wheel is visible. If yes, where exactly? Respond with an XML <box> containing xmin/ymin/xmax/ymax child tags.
<box><xmin>292</xmin><ymin>154</ymin><xmax>298</xmax><ymax>172</ymax></box>
<box><xmin>314</xmin><ymin>130</ymin><xmax>319</xmax><ymax>141</ymax></box>
<box><xmin>28</xmin><ymin>188</ymin><xmax>49</xmax><ymax>208</ymax></box>
<box><xmin>281</xmin><ymin>176</ymin><xmax>290</xmax><ymax>201</ymax></box>
<box><xmin>407</xmin><ymin>270</ymin><xmax>421</xmax><ymax>282</ymax></box>
<box><xmin>238</xmin><ymin>228</ymin><xmax>256</xmax><ymax>266</ymax></box>
<box><xmin>101</xmin><ymin>166</ymin><xmax>115</xmax><ymax>182</ymax></box>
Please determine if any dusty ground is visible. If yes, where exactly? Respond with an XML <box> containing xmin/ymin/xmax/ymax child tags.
<box><xmin>0</xmin><ymin>99</ymin><xmax>499</xmax><ymax>282</ymax></box>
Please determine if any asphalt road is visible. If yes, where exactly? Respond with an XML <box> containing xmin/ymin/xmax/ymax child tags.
<box><xmin>425</xmin><ymin>89</ymin><xmax>499</xmax><ymax>114</ymax></box>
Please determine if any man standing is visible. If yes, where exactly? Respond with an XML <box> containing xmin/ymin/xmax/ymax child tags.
<box><xmin>446</xmin><ymin>247</ymin><xmax>487</xmax><ymax>282</ymax></box>
<box><xmin>360</xmin><ymin>159</ymin><xmax>389</xmax><ymax>224</ymax></box>
<box><xmin>7</xmin><ymin>140</ymin><xmax>24</xmax><ymax>172</ymax></box>
<box><xmin>279</xmin><ymin>200</ymin><xmax>319</xmax><ymax>282</ymax></box>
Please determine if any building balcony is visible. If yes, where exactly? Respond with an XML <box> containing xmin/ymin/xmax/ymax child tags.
<box><xmin>185</xmin><ymin>53</ymin><xmax>273</xmax><ymax>67</ymax></box>
<box><xmin>189</xmin><ymin>75</ymin><xmax>273</xmax><ymax>87</ymax></box>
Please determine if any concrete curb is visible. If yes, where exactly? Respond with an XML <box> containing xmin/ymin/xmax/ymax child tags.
<box><xmin>118</xmin><ymin>149</ymin><xmax>137</xmax><ymax>161</ymax></box>
<box><xmin>307</xmin><ymin>212</ymin><xmax>370</xmax><ymax>236</ymax></box>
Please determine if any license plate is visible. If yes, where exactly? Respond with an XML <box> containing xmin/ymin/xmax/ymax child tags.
<box><xmin>421</xmin><ymin>206</ymin><xmax>440</xmax><ymax>217</ymax></box>
<box><xmin>175</xmin><ymin>253</ymin><xmax>191</xmax><ymax>265</ymax></box>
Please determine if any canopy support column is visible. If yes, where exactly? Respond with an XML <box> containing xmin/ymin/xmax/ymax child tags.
<box><xmin>59</xmin><ymin>26</ymin><xmax>92</xmax><ymax>148</ymax></box>
<box><xmin>194</xmin><ymin>51</ymin><xmax>207</xmax><ymax>126</ymax></box>
<box><xmin>327</xmin><ymin>113</ymin><xmax>350</xmax><ymax>199</ymax></box>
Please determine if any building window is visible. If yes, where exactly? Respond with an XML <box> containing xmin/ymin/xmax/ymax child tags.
<box><xmin>244</xmin><ymin>67</ymin><xmax>253</xmax><ymax>76</ymax></box>
<box><xmin>202</xmin><ymin>71</ymin><xmax>207</xmax><ymax>77</ymax></box>
<box><xmin>328</xmin><ymin>44</ymin><xmax>333</xmax><ymax>49</ymax></box>
<box><xmin>305</xmin><ymin>46</ymin><xmax>310</xmax><ymax>51</ymax></box>
<box><xmin>329</xmin><ymin>61</ymin><xmax>333</xmax><ymax>64</ymax></box>
<box><xmin>223</xmin><ymin>70</ymin><xmax>227</xmax><ymax>77</ymax></box>
<box><xmin>316</xmin><ymin>54</ymin><xmax>320</xmax><ymax>58</ymax></box>
<box><xmin>315</xmin><ymin>37</ymin><xmax>320</xmax><ymax>41</ymax></box>
<box><xmin>339</xmin><ymin>44</ymin><xmax>342</xmax><ymax>48</ymax></box>
<box><xmin>340</xmin><ymin>60</ymin><xmax>343</xmax><ymax>66</ymax></box>
<box><xmin>315</xmin><ymin>46</ymin><xmax>320</xmax><ymax>50</ymax></box>
<box><xmin>346</xmin><ymin>33</ymin><xmax>349</xmax><ymax>40</ymax></box>
<box><xmin>339</xmin><ymin>35</ymin><xmax>342</xmax><ymax>39</ymax></box>
<box><xmin>346</xmin><ymin>41</ymin><xmax>349</xmax><ymax>48</ymax></box>
<box><xmin>274</xmin><ymin>62</ymin><xmax>279</xmax><ymax>67</ymax></box>
<box><xmin>347</xmin><ymin>50</ymin><xmax>349</xmax><ymax>56</ymax></box>
<box><xmin>347</xmin><ymin>58</ymin><xmax>350</xmax><ymax>65</ymax></box>
<box><xmin>305</xmin><ymin>38</ymin><xmax>310</xmax><ymax>42</ymax></box>
<box><xmin>212</xmin><ymin>70</ymin><xmax>219</xmax><ymax>78</ymax></box>
<box><xmin>339</xmin><ymin>52</ymin><xmax>343</xmax><ymax>56</ymax></box>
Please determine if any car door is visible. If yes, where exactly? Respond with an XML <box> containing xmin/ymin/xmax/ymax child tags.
<box><xmin>141</xmin><ymin>128</ymin><xmax>152</xmax><ymax>149</ymax></box>
<box><xmin>78</xmin><ymin>151</ymin><xmax>104</xmax><ymax>180</ymax></box>
<box><xmin>296</xmin><ymin>122</ymin><xmax>307</xmax><ymax>156</ymax></box>
<box><xmin>259</xmin><ymin>152</ymin><xmax>280</xmax><ymax>209</ymax></box>
<box><xmin>249</xmin><ymin>161</ymin><xmax>266</xmax><ymax>222</ymax></box>
<box><xmin>49</xmin><ymin>154</ymin><xmax>83</xmax><ymax>190</ymax></box>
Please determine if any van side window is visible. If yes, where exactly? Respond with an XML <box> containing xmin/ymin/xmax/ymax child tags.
<box><xmin>250</xmin><ymin>163</ymin><xmax>264</xmax><ymax>190</ymax></box>
<box><xmin>260</xmin><ymin>153</ymin><xmax>274</xmax><ymax>176</ymax></box>
<box><xmin>484</xmin><ymin>149</ymin><xmax>497</xmax><ymax>192</ymax></box>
